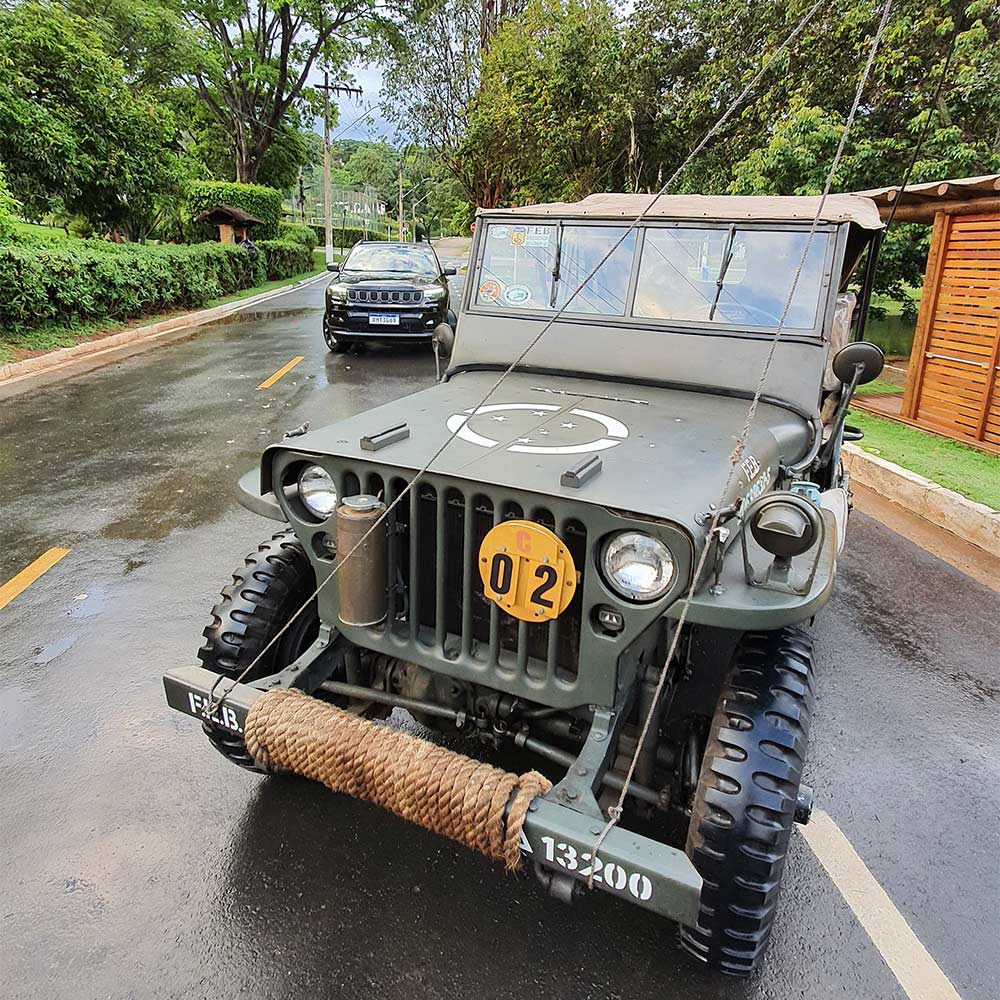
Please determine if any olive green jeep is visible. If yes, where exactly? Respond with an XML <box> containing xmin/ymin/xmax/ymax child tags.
<box><xmin>164</xmin><ymin>193</ymin><xmax>886</xmax><ymax>975</ymax></box>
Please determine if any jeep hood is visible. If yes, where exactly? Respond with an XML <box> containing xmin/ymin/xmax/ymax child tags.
<box><xmin>266</xmin><ymin>371</ymin><xmax>816</xmax><ymax>536</ymax></box>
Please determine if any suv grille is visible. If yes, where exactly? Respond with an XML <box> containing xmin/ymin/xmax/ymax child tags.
<box><xmin>348</xmin><ymin>288</ymin><xmax>424</xmax><ymax>305</ymax></box>
<box><xmin>336</xmin><ymin>467</ymin><xmax>587</xmax><ymax>691</ymax></box>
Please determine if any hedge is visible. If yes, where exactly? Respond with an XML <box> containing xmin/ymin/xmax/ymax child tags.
<box><xmin>257</xmin><ymin>239</ymin><xmax>315</xmax><ymax>282</ymax></box>
<box><xmin>309</xmin><ymin>223</ymin><xmax>386</xmax><ymax>248</ymax></box>
<box><xmin>278</xmin><ymin>222</ymin><xmax>318</xmax><ymax>249</ymax></box>
<box><xmin>185</xmin><ymin>181</ymin><xmax>283</xmax><ymax>240</ymax></box>
<box><xmin>0</xmin><ymin>240</ymin><xmax>264</xmax><ymax>333</ymax></box>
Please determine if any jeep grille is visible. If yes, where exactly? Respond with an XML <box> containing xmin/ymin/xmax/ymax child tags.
<box><xmin>335</xmin><ymin>467</ymin><xmax>588</xmax><ymax>693</ymax></box>
<box><xmin>347</xmin><ymin>288</ymin><xmax>424</xmax><ymax>305</ymax></box>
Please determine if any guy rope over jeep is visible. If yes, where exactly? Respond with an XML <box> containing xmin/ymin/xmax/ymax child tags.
<box><xmin>164</xmin><ymin>189</ymin><xmax>888</xmax><ymax>975</ymax></box>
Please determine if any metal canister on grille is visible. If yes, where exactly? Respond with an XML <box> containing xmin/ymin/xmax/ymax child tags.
<box><xmin>336</xmin><ymin>494</ymin><xmax>388</xmax><ymax>626</ymax></box>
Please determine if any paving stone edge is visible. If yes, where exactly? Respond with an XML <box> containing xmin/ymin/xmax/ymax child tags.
<box><xmin>0</xmin><ymin>271</ymin><xmax>328</xmax><ymax>385</ymax></box>
<box><xmin>843</xmin><ymin>443</ymin><xmax>1000</xmax><ymax>559</ymax></box>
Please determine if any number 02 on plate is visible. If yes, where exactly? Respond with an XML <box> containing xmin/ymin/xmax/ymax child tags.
<box><xmin>478</xmin><ymin>520</ymin><xmax>577</xmax><ymax>622</ymax></box>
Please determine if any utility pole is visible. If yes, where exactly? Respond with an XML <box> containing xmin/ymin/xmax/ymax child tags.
<box><xmin>398</xmin><ymin>162</ymin><xmax>405</xmax><ymax>243</ymax></box>
<box><xmin>317</xmin><ymin>78</ymin><xmax>362</xmax><ymax>264</ymax></box>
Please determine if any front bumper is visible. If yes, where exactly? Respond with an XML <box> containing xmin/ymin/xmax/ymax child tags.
<box><xmin>163</xmin><ymin>663</ymin><xmax>702</xmax><ymax>926</ymax></box>
<box><xmin>325</xmin><ymin>303</ymin><xmax>445</xmax><ymax>339</ymax></box>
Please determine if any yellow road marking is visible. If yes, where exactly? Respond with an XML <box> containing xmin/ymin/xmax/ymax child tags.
<box><xmin>257</xmin><ymin>356</ymin><xmax>304</xmax><ymax>390</ymax></box>
<box><xmin>0</xmin><ymin>547</ymin><xmax>70</xmax><ymax>610</ymax></box>
<box><xmin>802</xmin><ymin>810</ymin><xmax>964</xmax><ymax>1000</ymax></box>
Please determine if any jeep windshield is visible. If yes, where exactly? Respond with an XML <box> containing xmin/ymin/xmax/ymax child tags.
<box><xmin>474</xmin><ymin>222</ymin><xmax>829</xmax><ymax>331</ymax></box>
<box><xmin>343</xmin><ymin>244</ymin><xmax>438</xmax><ymax>276</ymax></box>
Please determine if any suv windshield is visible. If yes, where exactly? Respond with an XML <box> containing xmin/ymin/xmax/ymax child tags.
<box><xmin>344</xmin><ymin>244</ymin><xmax>439</xmax><ymax>276</ymax></box>
<box><xmin>474</xmin><ymin>222</ymin><xmax>829</xmax><ymax>331</ymax></box>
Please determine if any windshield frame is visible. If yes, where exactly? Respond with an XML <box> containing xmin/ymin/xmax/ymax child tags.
<box><xmin>465</xmin><ymin>217</ymin><xmax>842</xmax><ymax>343</ymax></box>
<box><xmin>342</xmin><ymin>242</ymin><xmax>442</xmax><ymax>277</ymax></box>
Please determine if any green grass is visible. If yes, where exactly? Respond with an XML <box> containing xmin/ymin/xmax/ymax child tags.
<box><xmin>855</xmin><ymin>378</ymin><xmax>904</xmax><ymax>397</ymax></box>
<box><xmin>12</xmin><ymin>221</ymin><xmax>71</xmax><ymax>242</ymax></box>
<box><xmin>848</xmin><ymin>409</ymin><xmax>1000</xmax><ymax>509</ymax></box>
<box><xmin>0</xmin><ymin>260</ymin><xmax>332</xmax><ymax>364</ymax></box>
<box><xmin>866</xmin><ymin>289</ymin><xmax>920</xmax><ymax>358</ymax></box>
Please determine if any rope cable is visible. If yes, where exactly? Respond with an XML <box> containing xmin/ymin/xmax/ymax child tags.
<box><xmin>206</xmin><ymin>0</ymin><xmax>827</xmax><ymax>717</ymax></box>
<box><xmin>882</xmin><ymin>7</ymin><xmax>965</xmax><ymax>234</ymax></box>
<box><xmin>587</xmin><ymin>0</ymin><xmax>896</xmax><ymax>881</ymax></box>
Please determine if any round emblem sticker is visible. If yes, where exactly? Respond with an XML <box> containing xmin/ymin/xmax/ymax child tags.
<box><xmin>490</xmin><ymin>225</ymin><xmax>511</xmax><ymax>239</ymax></box>
<box><xmin>502</xmin><ymin>284</ymin><xmax>531</xmax><ymax>306</ymax></box>
<box><xmin>479</xmin><ymin>279</ymin><xmax>501</xmax><ymax>303</ymax></box>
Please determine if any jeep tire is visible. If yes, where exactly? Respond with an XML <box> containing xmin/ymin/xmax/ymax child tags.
<box><xmin>680</xmin><ymin>627</ymin><xmax>814</xmax><ymax>975</ymax></box>
<box><xmin>197</xmin><ymin>529</ymin><xmax>319</xmax><ymax>769</ymax></box>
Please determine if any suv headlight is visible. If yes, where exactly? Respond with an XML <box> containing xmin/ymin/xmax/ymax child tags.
<box><xmin>327</xmin><ymin>284</ymin><xmax>348</xmax><ymax>304</ymax></box>
<box><xmin>601</xmin><ymin>532</ymin><xmax>675</xmax><ymax>602</ymax></box>
<box><xmin>298</xmin><ymin>465</ymin><xmax>337</xmax><ymax>517</ymax></box>
<box><xmin>422</xmin><ymin>286</ymin><xmax>446</xmax><ymax>301</ymax></box>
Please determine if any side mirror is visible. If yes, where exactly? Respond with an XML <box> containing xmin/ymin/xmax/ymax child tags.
<box><xmin>442</xmin><ymin>266</ymin><xmax>457</xmax><ymax>276</ymax></box>
<box><xmin>326</xmin><ymin>262</ymin><xmax>340</xmax><ymax>273</ymax></box>
<box><xmin>432</xmin><ymin>322</ymin><xmax>455</xmax><ymax>359</ymax></box>
<box><xmin>833</xmin><ymin>342</ymin><xmax>884</xmax><ymax>386</ymax></box>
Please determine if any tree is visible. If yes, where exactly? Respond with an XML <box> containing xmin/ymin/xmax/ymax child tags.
<box><xmin>383</xmin><ymin>0</ymin><xmax>527</xmax><ymax>207</ymax></box>
<box><xmin>180</xmin><ymin>0</ymin><xmax>397</xmax><ymax>182</ymax></box>
<box><xmin>461</xmin><ymin>0</ymin><xmax>628</xmax><ymax>206</ymax></box>
<box><xmin>0</xmin><ymin>4</ymin><xmax>179</xmax><ymax>239</ymax></box>
<box><xmin>63</xmin><ymin>0</ymin><xmax>204</xmax><ymax>90</ymax></box>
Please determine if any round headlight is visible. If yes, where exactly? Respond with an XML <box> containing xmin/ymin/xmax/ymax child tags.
<box><xmin>602</xmin><ymin>532</ymin><xmax>675</xmax><ymax>602</ymax></box>
<box><xmin>298</xmin><ymin>465</ymin><xmax>337</xmax><ymax>518</ymax></box>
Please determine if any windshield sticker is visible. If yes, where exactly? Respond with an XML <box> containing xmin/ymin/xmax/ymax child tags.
<box><xmin>479</xmin><ymin>279</ymin><xmax>501</xmax><ymax>303</ymax></box>
<box><xmin>490</xmin><ymin>226</ymin><xmax>511</xmax><ymax>239</ymax></box>
<box><xmin>525</xmin><ymin>225</ymin><xmax>554</xmax><ymax>247</ymax></box>
<box><xmin>511</xmin><ymin>225</ymin><xmax>526</xmax><ymax>246</ymax></box>
<box><xmin>446</xmin><ymin>403</ymin><xmax>629</xmax><ymax>456</ymax></box>
<box><xmin>502</xmin><ymin>284</ymin><xmax>531</xmax><ymax>306</ymax></box>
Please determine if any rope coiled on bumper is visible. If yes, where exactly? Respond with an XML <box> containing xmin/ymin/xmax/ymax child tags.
<box><xmin>244</xmin><ymin>688</ymin><xmax>551</xmax><ymax>870</ymax></box>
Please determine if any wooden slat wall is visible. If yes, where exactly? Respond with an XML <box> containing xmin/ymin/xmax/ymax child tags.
<box><xmin>910</xmin><ymin>212</ymin><xmax>1000</xmax><ymax>444</ymax></box>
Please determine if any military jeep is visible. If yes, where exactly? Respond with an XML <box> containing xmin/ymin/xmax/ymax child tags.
<box><xmin>164</xmin><ymin>193</ymin><xmax>886</xmax><ymax>976</ymax></box>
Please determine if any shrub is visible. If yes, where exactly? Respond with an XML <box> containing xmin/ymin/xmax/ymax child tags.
<box><xmin>0</xmin><ymin>240</ymin><xmax>264</xmax><ymax>334</ymax></box>
<box><xmin>257</xmin><ymin>239</ymin><xmax>315</xmax><ymax>282</ymax></box>
<box><xmin>278</xmin><ymin>222</ymin><xmax>318</xmax><ymax>249</ymax></box>
<box><xmin>0</xmin><ymin>162</ymin><xmax>20</xmax><ymax>243</ymax></box>
<box><xmin>309</xmin><ymin>223</ymin><xmax>386</xmax><ymax>248</ymax></box>
<box><xmin>185</xmin><ymin>181</ymin><xmax>283</xmax><ymax>240</ymax></box>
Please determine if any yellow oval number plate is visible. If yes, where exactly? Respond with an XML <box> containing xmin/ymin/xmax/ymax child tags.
<box><xmin>478</xmin><ymin>520</ymin><xmax>577</xmax><ymax>622</ymax></box>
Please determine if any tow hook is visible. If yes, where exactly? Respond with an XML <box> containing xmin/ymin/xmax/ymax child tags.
<box><xmin>534</xmin><ymin>863</ymin><xmax>582</xmax><ymax>905</ymax></box>
<box><xmin>795</xmin><ymin>784</ymin><xmax>814</xmax><ymax>825</ymax></box>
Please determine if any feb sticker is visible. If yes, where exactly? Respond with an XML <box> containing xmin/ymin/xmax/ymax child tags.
<box><xmin>511</xmin><ymin>225</ymin><xmax>526</xmax><ymax>246</ymax></box>
<box><xmin>479</xmin><ymin>279</ymin><xmax>501</xmax><ymax>303</ymax></box>
<box><xmin>502</xmin><ymin>285</ymin><xmax>531</xmax><ymax>306</ymax></box>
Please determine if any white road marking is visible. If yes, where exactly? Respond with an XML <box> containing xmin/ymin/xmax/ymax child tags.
<box><xmin>802</xmin><ymin>810</ymin><xmax>965</xmax><ymax>1000</ymax></box>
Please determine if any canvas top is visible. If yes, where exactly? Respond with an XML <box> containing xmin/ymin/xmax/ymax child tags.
<box><xmin>482</xmin><ymin>192</ymin><xmax>884</xmax><ymax>229</ymax></box>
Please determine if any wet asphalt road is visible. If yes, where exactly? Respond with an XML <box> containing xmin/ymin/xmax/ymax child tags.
<box><xmin>1</xmin><ymin>264</ymin><xmax>998</xmax><ymax>1000</ymax></box>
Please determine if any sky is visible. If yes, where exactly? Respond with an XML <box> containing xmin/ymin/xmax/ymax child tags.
<box><xmin>321</xmin><ymin>61</ymin><xmax>394</xmax><ymax>144</ymax></box>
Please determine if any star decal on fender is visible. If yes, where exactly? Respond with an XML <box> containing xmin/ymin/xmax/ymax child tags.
<box><xmin>445</xmin><ymin>402</ymin><xmax>629</xmax><ymax>456</ymax></box>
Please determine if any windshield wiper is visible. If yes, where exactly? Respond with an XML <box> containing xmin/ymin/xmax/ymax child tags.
<box><xmin>708</xmin><ymin>224</ymin><xmax>736</xmax><ymax>321</ymax></box>
<box><xmin>549</xmin><ymin>222</ymin><xmax>563</xmax><ymax>308</ymax></box>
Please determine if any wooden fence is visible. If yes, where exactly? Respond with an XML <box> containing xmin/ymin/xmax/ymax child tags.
<box><xmin>901</xmin><ymin>210</ymin><xmax>1000</xmax><ymax>451</ymax></box>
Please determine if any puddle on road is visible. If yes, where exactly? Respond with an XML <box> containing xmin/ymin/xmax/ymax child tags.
<box><xmin>32</xmin><ymin>634</ymin><xmax>76</xmax><ymax>666</ymax></box>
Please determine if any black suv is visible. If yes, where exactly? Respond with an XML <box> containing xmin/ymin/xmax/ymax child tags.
<box><xmin>323</xmin><ymin>241</ymin><xmax>457</xmax><ymax>353</ymax></box>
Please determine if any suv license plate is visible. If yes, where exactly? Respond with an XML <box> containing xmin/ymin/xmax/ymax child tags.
<box><xmin>369</xmin><ymin>313</ymin><xmax>399</xmax><ymax>326</ymax></box>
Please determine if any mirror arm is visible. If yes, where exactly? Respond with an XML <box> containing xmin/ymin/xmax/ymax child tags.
<box><xmin>815</xmin><ymin>364</ymin><xmax>863</xmax><ymax>470</ymax></box>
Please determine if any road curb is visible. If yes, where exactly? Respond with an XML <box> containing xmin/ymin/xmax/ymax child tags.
<box><xmin>0</xmin><ymin>270</ymin><xmax>329</xmax><ymax>387</ymax></box>
<box><xmin>842</xmin><ymin>443</ymin><xmax>1000</xmax><ymax>559</ymax></box>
